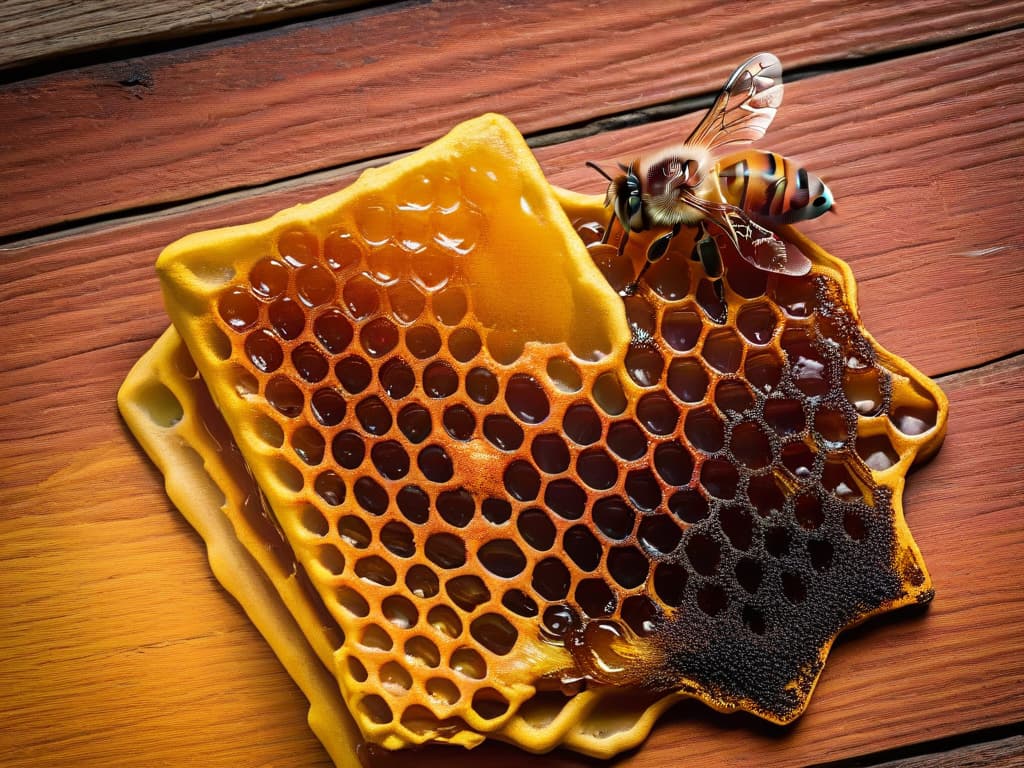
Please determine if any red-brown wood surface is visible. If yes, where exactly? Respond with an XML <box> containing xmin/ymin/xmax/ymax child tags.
<box><xmin>2</xmin><ymin>0</ymin><xmax>1023</xmax><ymax>238</ymax></box>
<box><xmin>1</xmin><ymin>4</ymin><xmax>1022</xmax><ymax>768</ymax></box>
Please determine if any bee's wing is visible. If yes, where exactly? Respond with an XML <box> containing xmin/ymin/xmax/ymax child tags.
<box><xmin>685</xmin><ymin>53</ymin><xmax>783</xmax><ymax>153</ymax></box>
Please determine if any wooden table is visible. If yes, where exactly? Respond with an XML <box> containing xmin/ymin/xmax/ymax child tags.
<box><xmin>2</xmin><ymin>2</ymin><xmax>1023</xmax><ymax>766</ymax></box>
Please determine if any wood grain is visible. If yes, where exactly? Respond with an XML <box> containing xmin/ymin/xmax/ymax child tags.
<box><xmin>867</xmin><ymin>734</ymin><xmax>1024</xmax><ymax>768</ymax></box>
<box><xmin>0</xmin><ymin>0</ymin><xmax>363</xmax><ymax>72</ymax></box>
<box><xmin>2</xmin><ymin>0</ymin><xmax>1023</xmax><ymax>237</ymax></box>
<box><xmin>1</xmin><ymin>8</ymin><xmax>1023</xmax><ymax>768</ymax></box>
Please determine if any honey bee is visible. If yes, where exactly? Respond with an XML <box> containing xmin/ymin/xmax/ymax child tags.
<box><xmin>587</xmin><ymin>53</ymin><xmax>832</xmax><ymax>315</ymax></box>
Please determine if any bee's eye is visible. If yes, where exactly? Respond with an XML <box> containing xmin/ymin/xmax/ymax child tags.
<box><xmin>628</xmin><ymin>194</ymin><xmax>642</xmax><ymax>217</ymax></box>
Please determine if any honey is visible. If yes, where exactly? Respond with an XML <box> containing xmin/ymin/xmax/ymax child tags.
<box><xmin>124</xmin><ymin>114</ymin><xmax>948</xmax><ymax>760</ymax></box>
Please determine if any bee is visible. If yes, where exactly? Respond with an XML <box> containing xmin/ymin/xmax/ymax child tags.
<box><xmin>587</xmin><ymin>53</ymin><xmax>832</xmax><ymax>317</ymax></box>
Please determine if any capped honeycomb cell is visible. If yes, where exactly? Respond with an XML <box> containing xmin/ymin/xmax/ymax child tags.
<box><xmin>141</xmin><ymin>113</ymin><xmax>947</xmax><ymax>759</ymax></box>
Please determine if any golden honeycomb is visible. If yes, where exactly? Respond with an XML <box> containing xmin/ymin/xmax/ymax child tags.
<box><xmin>131</xmin><ymin>113</ymin><xmax>947</xmax><ymax>758</ymax></box>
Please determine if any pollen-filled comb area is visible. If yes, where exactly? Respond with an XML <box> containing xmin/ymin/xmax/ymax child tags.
<box><xmin>139</xmin><ymin>113</ymin><xmax>946</xmax><ymax>757</ymax></box>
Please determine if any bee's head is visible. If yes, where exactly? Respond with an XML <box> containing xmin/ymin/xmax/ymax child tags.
<box><xmin>586</xmin><ymin>161</ymin><xmax>645</xmax><ymax>234</ymax></box>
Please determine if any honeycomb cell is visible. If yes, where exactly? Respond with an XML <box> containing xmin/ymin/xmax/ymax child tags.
<box><xmin>765</xmin><ymin>526</ymin><xmax>791</xmax><ymax>557</ymax></box>
<box><xmin>424</xmin><ymin>361</ymin><xmax>459</xmax><ymax>398</ymax></box>
<box><xmin>856</xmin><ymin>433</ymin><xmax>900</xmax><ymax>471</ymax></box>
<box><xmin>621</xmin><ymin>595</ymin><xmax>660</xmax><ymax>636</ymax></box>
<box><xmin>366</xmin><ymin>242</ymin><xmax>406</xmax><ymax>285</ymax></box>
<box><xmin>772</xmin><ymin>275</ymin><xmax>816</xmax><ymax>317</ymax></box>
<box><xmin>625</xmin><ymin>469</ymin><xmax>661</xmax><ymax>512</ymax></box>
<box><xmin>219</xmin><ymin>287</ymin><xmax>260</xmax><ymax>331</ymax></box>
<box><xmin>592</xmin><ymin>372</ymin><xmax>627</xmax><ymax>416</ymax></box>
<box><xmin>331</xmin><ymin>430</ymin><xmax>366</xmax><ymax>470</ymax></box>
<box><xmin>324</xmin><ymin>230</ymin><xmax>363</xmax><ymax>272</ymax></box>
<box><xmin>696</xmin><ymin>583</ymin><xmax>728</xmax><ymax>616</ymax></box>
<box><xmin>379</xmin><ymin>661</ymin><xmax>413</xmax><ymax>693</ymax></box>
<box><xmin>379</xmin><ymin>357</ymin><xmax>416</xmax><ymax>399</ymax></box>
<box><xmin>425</xmin><ymin>678</ymin><xmax>461</xmax><ymax>706</ymax></box>
<box><xmin>338</xmin><ymin>515</ymin><xmax>371</xmax><ymax>548</ymax></box>
<box><xmin>310</xmin><ymin>387</ymin><xmax>346</xmax><ymax>426</ymax></box>
<box><xmin>607</xmin><ymin>421</ymin><xmax>648</xmax><ymax>462</ymax></box>
<box><xmin>292</xmin><ymin>426</ymin><xmax>326</xmax><ymax>465</ymax></box>
<box><xmin>317</xmin><ymin>544</ymin><xmax>346</xmax><ymax>575</ymax></box>
<box><xmin>563</xmin><ymin>403</ymin><xmax>603</xmax><ymax>445</ymax></box>
<box><xmin>470</xmin><ymin>614</ymin><xmax>518</xmax><ymax>656</ymax></box>
<box><xmin>636</xmin><ymin>392</ymin><xmax>680</xmax><ymax>436</ymax></box>
<box><xmin>381</xmin><ymin>521</ymin><xmax>416</xmax><ymax>557</ymax></box>
<box><xmin>299</xmin><ymin>504</ymin><xmax>329</xmax><ymax>536</ymax></box>
<box><xmin>701</xmin><ymin>460</ymin><xmax>739</xmax><ymax>499</ymax></box>
<box><xmin>249</xmin><ymin>257</ymin><xmax>288</xmax><ymax>299</ymax></box>
<box><xmin>406</xmin><ymin>636</ymin><xmax>442</xmax><ymax>668</ymax></box>
<box><xmin>356</xmin><ymin>556</ymin><xmax>397</xmax><ymax>586</ymax></box>
<box><xmin>406</xmin><ymin>324</ymin><xmax>442</xmax><ymax>359</ymax></box>
<box><xmin>638</xmin><ymin>515</ymin><xmax>682</xmax><ymax>555</ymax></box>
<box><xmin>747</xmin><ymin>474</ymin><xmax>785</xmax><ymax>517</ymax></box>
<box><xmin>361</xmin><ymin>317</ymin><xmax>400</xmax><ymax>358</ymax></box>
<box><xmin>337</xmin><ymin>586</ymin><xmax>371</xmax><ymax>617</ymax></box>
<box><xmin>730</xmin><ymin>421</ymin><xmax>772</xmax><ymax>469</ymax></box>
<box><xmin>446</xmin><ymin>575</ymin><xmax>490</xmax><ymax>611</ymax></box>
<box><xmin>782</xmin><ymin>441</ymin><xmax>816</xmax><ymax>480</ymax></box>
<box><xmin>412</xmin><ymin>247</ymin><xmax>455</xmax><ymax>290</ymax></box>
<box><xmin>383</xmin><ymin>595</ymin><xmax>419</xmax><ymax>629</ymax></box>
<box><xmin>481</xmin><ymin>498</ymin><xmax>513</xmax><ymax>525</ymax></box>
<box><xmin>669</xmin><ymin>488</ymin><xmax>709</xmax><ymax>523</ymax></box>
<box><xmin>625</xmin><ymin>346</ymin><xmax>665</xmax><ymax>387</ymax></box>
<box><xmin>844</xmin><ymin>509</ymin><xmax>867</xmax><ymax>540</ymax></box>
<box><xmin>517</xmin><ymin>509</ymin><xmax>556</xmax><ymax>551</ymax></box>
<box><xmin>407</xmin><ymin>564</ymin><xmax>440</xmax><ymax>598</ymax></box>
<box><xmin>389</xmin><ymin>281</ymin><xmax>425</xmax><ymax>323</ymax></box>
<box><xmin>336</xmin><ymin>355</ymin><xmax>373</xmax><ymax>394</ymax></box>
<box><xmin>653</xmin><ymin>562</ymin><xmax>687</xmax><ymax>607</ymax></box>
<box><xmin>686</xmin><ymin>533</ymin><xmax>721</xmax><ymax>575</ymax></box>
<box><xmin>577</xmin><ymin>448</ymin><xmax>618</xmax><ymax>490</ymax></box>
<box><xmin>396</xmin><ymin>403</ymin><xmax>432</xmax><ymax>444</ymax></box>
<box><xmin>245</xmin><ymin>329</ymin><xmax>283</xmax><ymax>373</ymax></box>
<box><xmin>541</xmin><ymin>604</ymin><xmax>577</xmax><ymax>640</ymax></box>
<box><xmin>531</xmin><ymin>433</ymin><xmax>570</xmax><ymax>474</ymax></box>
<box><xmin>668</xmin><ymin>358</ymin><xmax>710</xmax><ymax>403</ymax></box>
<box><xmin>783</xmin><ymin>328</ymin><xmax>830</xmax><ymax>397</ymax></box>
<box><xmin>449</xmin><ymin>327</ymin><xmax>483</xmax><ymax>362</ymax></box>
<box><xmin>715</xmin><ymin>380</ymin><xmax>755</xmax><ymax>414</ymax></box>
<box><xmin>823</xmin><ymin>460</ymin><xmax>865</xmax><ymax>500</ymax></box>
<box><xmin>506</xmin><ymin>375</ymin><xmax>550</xmax><ymax>425</ymax></box>
<box><xmin>436</xmin><ymin>488</ymin><xmax>474</xmax><ymax>527</ymax></box>
<box><xmin>696</xmin><ymin>278</ymin><xmax>727</xmax><ymax>322</ymax></box>
<box><xmin>502</xmin><ymin>589</ymin><xmax>539</xmax><ymax>618</ymax></box>
<box><xmin>845</xmin><ymin>368</ymin><xmax>885</xmax><ymax>416</ymax></box>
<box><xmin>451</xmin><ymin>647</ymin><xmax>487</xmax><ymax>679</ymax></box>
<box><xmin>702</xmin><ymin>327</ymin><xmax>743</xmax><ymax>374</ymax></box>
<box><xmin>544</xmin><ymin>479</ymin><xmax>586</xmax><ymax>520</ymax></box>
<box><xmin>344</xmin><ymin>274</ymin><xmax>381</xmax><ymax>320</ymax></box>
<box><xmin>685</xmin><ymin>406</ymin><xmax>725</xmax><ymax>454</ymax></box>
<box><xmin>418</xmin><ymin>445</ymin><xmax>454</xmax><ymax>482</ymax></box>
<box><xmin>736</xmin><ymin>302</ymin><xmax>778</xmax><ymax>345</ymax></box>
<box><xmin>479</xmin><ymin>540</ymin><xmax>527</xmax><ymax>578</ymax></box>
<box><xmin>794</xmin><ymin>492</ymin><xmax>825</xmax><ymax>530</ymax></box>
<box><xmin>442</xmin><ymin>405</ymin><xmax>476</xmax><ymax>441</ymax></box>
<box><xmin>782</xmin><ymin>571</ymin><xmax>807</xmax><ymax>603</ymax></box>
<box><xmin>719</xmin><ymin>505</ymin><xmax>754</xmax><ymax>550</ymax></box>
<box><xmin>564</xmin><ymin>525</ymin><xmax>602</xmax><ymax>571</ymax></box>
<box><xmin>266</xmin><ymin>376</ymin><xmax>304</xmax><ymax>417</ymax></box>
<box><xmin>433</xmin><ymin>286</ymin><xmax>468</xmax><ymax>325</ymax></box>
<box><xmin>546</xmin><ymin>357</ymin><xmax>582</xmax><ymax>392</ymax></box>
<box><xmin>532</xmin><ymin>558</ymin><xmax>571</xmax><ymax>600</ymax></box>
<box><xmin>742</xmin><ymin>605</ymin><xmax>767</xmax><ymax>635</ymax></box>
<box><xmin>397</xmin><ymin>486</ymin><xmax>431</xmax><ymax>525</ymax></box>
<box><xmin>348</xmin><ymin>657</ymin><xmax>369</xmax><ymax>683</ymax></box>
<box><xmin>427</xmin><ymin>605</ymin><xmax>462</xmax><ymax>637</ymax></box>
<box><xmin>465</xmin><ymin>367</ymin><xmax>499</xmax><ymax>404</ymax></box>
<box><xmin>607</xmin><ymin>546</ymin><xmax>648</xmax><ymax>589</ymax></box>
<box><xmin>576</xmin><ymin>578</ymin><xmax>617</xmax><ymax>618</ymax></box>
<box><xmin>293</xmin><ymin>342</ymin><xmax>329</xmax><ymax>383</ymax></box>
<box><xmin>653</xmin><ymin>441</ymin><xmax>693</xmax><ymax>486</ymax></box>
<box><xmin>371</xmin><ymin>441</ymin><xmax>410</xmax><ymax>480</ymax></box>
<box><xmin>296</xmin><ymin>264</ymin><xmax>336</xmax><ymax>307</ymax></box>
<box><xmin>764</xmin><ymin>398</ymin><xmax>806</xmax><ymax>436</ymax></box>
<box><xmin>891</xmin><ymin>403</ymin><xmax>938</xmax><ymax>436</ymax></box>
<box><xmin>745</xmin><ymin>348</ymin><xmax>784</xmax><ymax>393</ymax></box>
<box><xmin>314</xmin><ymin>470</ymin><xmax>346</xmax><ymax>506</ymax></box>
<box><xmin>815</xmin><ymin>406</ymin><xmax>850</xmax><ymax>445</ymax></box>
<box><xmin>484</xmin><ymin>415</ymin><xmax>524</xmax><ymax>451</ymax></box>
<box><xmin>661</xmin><ymin>308</ymin><xmax>702</xmax><ymax>352</ymax></box>
<box><xmin>356</xmin><ymin>396</ymin><xmax>393</xmax><ymax>436</ymax></box>
<box><xmin>808</xmin><ymin>539</ymin><xmax>834</xmax><ymax>571</ymax></box>
<box><xmin>592</xmin><ymin>497</ymin><xmax>635</xmax><ymax>540</ymax></box>
<box><xmin>354</xmin><ymin>476</ymin><xmax>389</xmax><ymax>515</ymax></box>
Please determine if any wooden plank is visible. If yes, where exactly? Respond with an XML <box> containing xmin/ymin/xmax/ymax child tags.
<box><xmin>2</xmin><ymin>0</ymin><xmax>1023</xmax><ymax>237</ymax></box>
<box><xmin>1</xmin><ymin>33</ymin><xmax>1023</xmax><ymax>768</ymax></box>
<box><xmin>867</xmin><ymin>734</ymin><xmax>1024</xmax><ymax>768</ymax></box>
<box><xmin>4</xmin><ymin>31</ymin><xmax>1021</xmax><ymax>378</ymax></box>
<box><xmin>0</xmin><ymin>0</ymin><xmax>362</xmax><ymax>72</ymax></box>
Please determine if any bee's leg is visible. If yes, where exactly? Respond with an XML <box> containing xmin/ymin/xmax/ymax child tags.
<box><xmin>621</xmin><ymin>223</ymin><xmax>680</xmax><ymax>297</ymax></box>
<box><xmin>692</xmin><ymin>226</ymin><xmax>728</xmax><ymax>324</ymax></box>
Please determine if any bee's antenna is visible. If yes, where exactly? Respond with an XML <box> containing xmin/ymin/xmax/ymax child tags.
<box><xmin>585</xmin><ymin>161</ymin><xmax>614</xmax><ymax>183</ymax></box>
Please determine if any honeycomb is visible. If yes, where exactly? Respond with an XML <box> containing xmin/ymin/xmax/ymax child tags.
<box><xmin>143</xmin><ymin>113</ymin><xmax>947</xmax><ymax>756</ymax></box>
